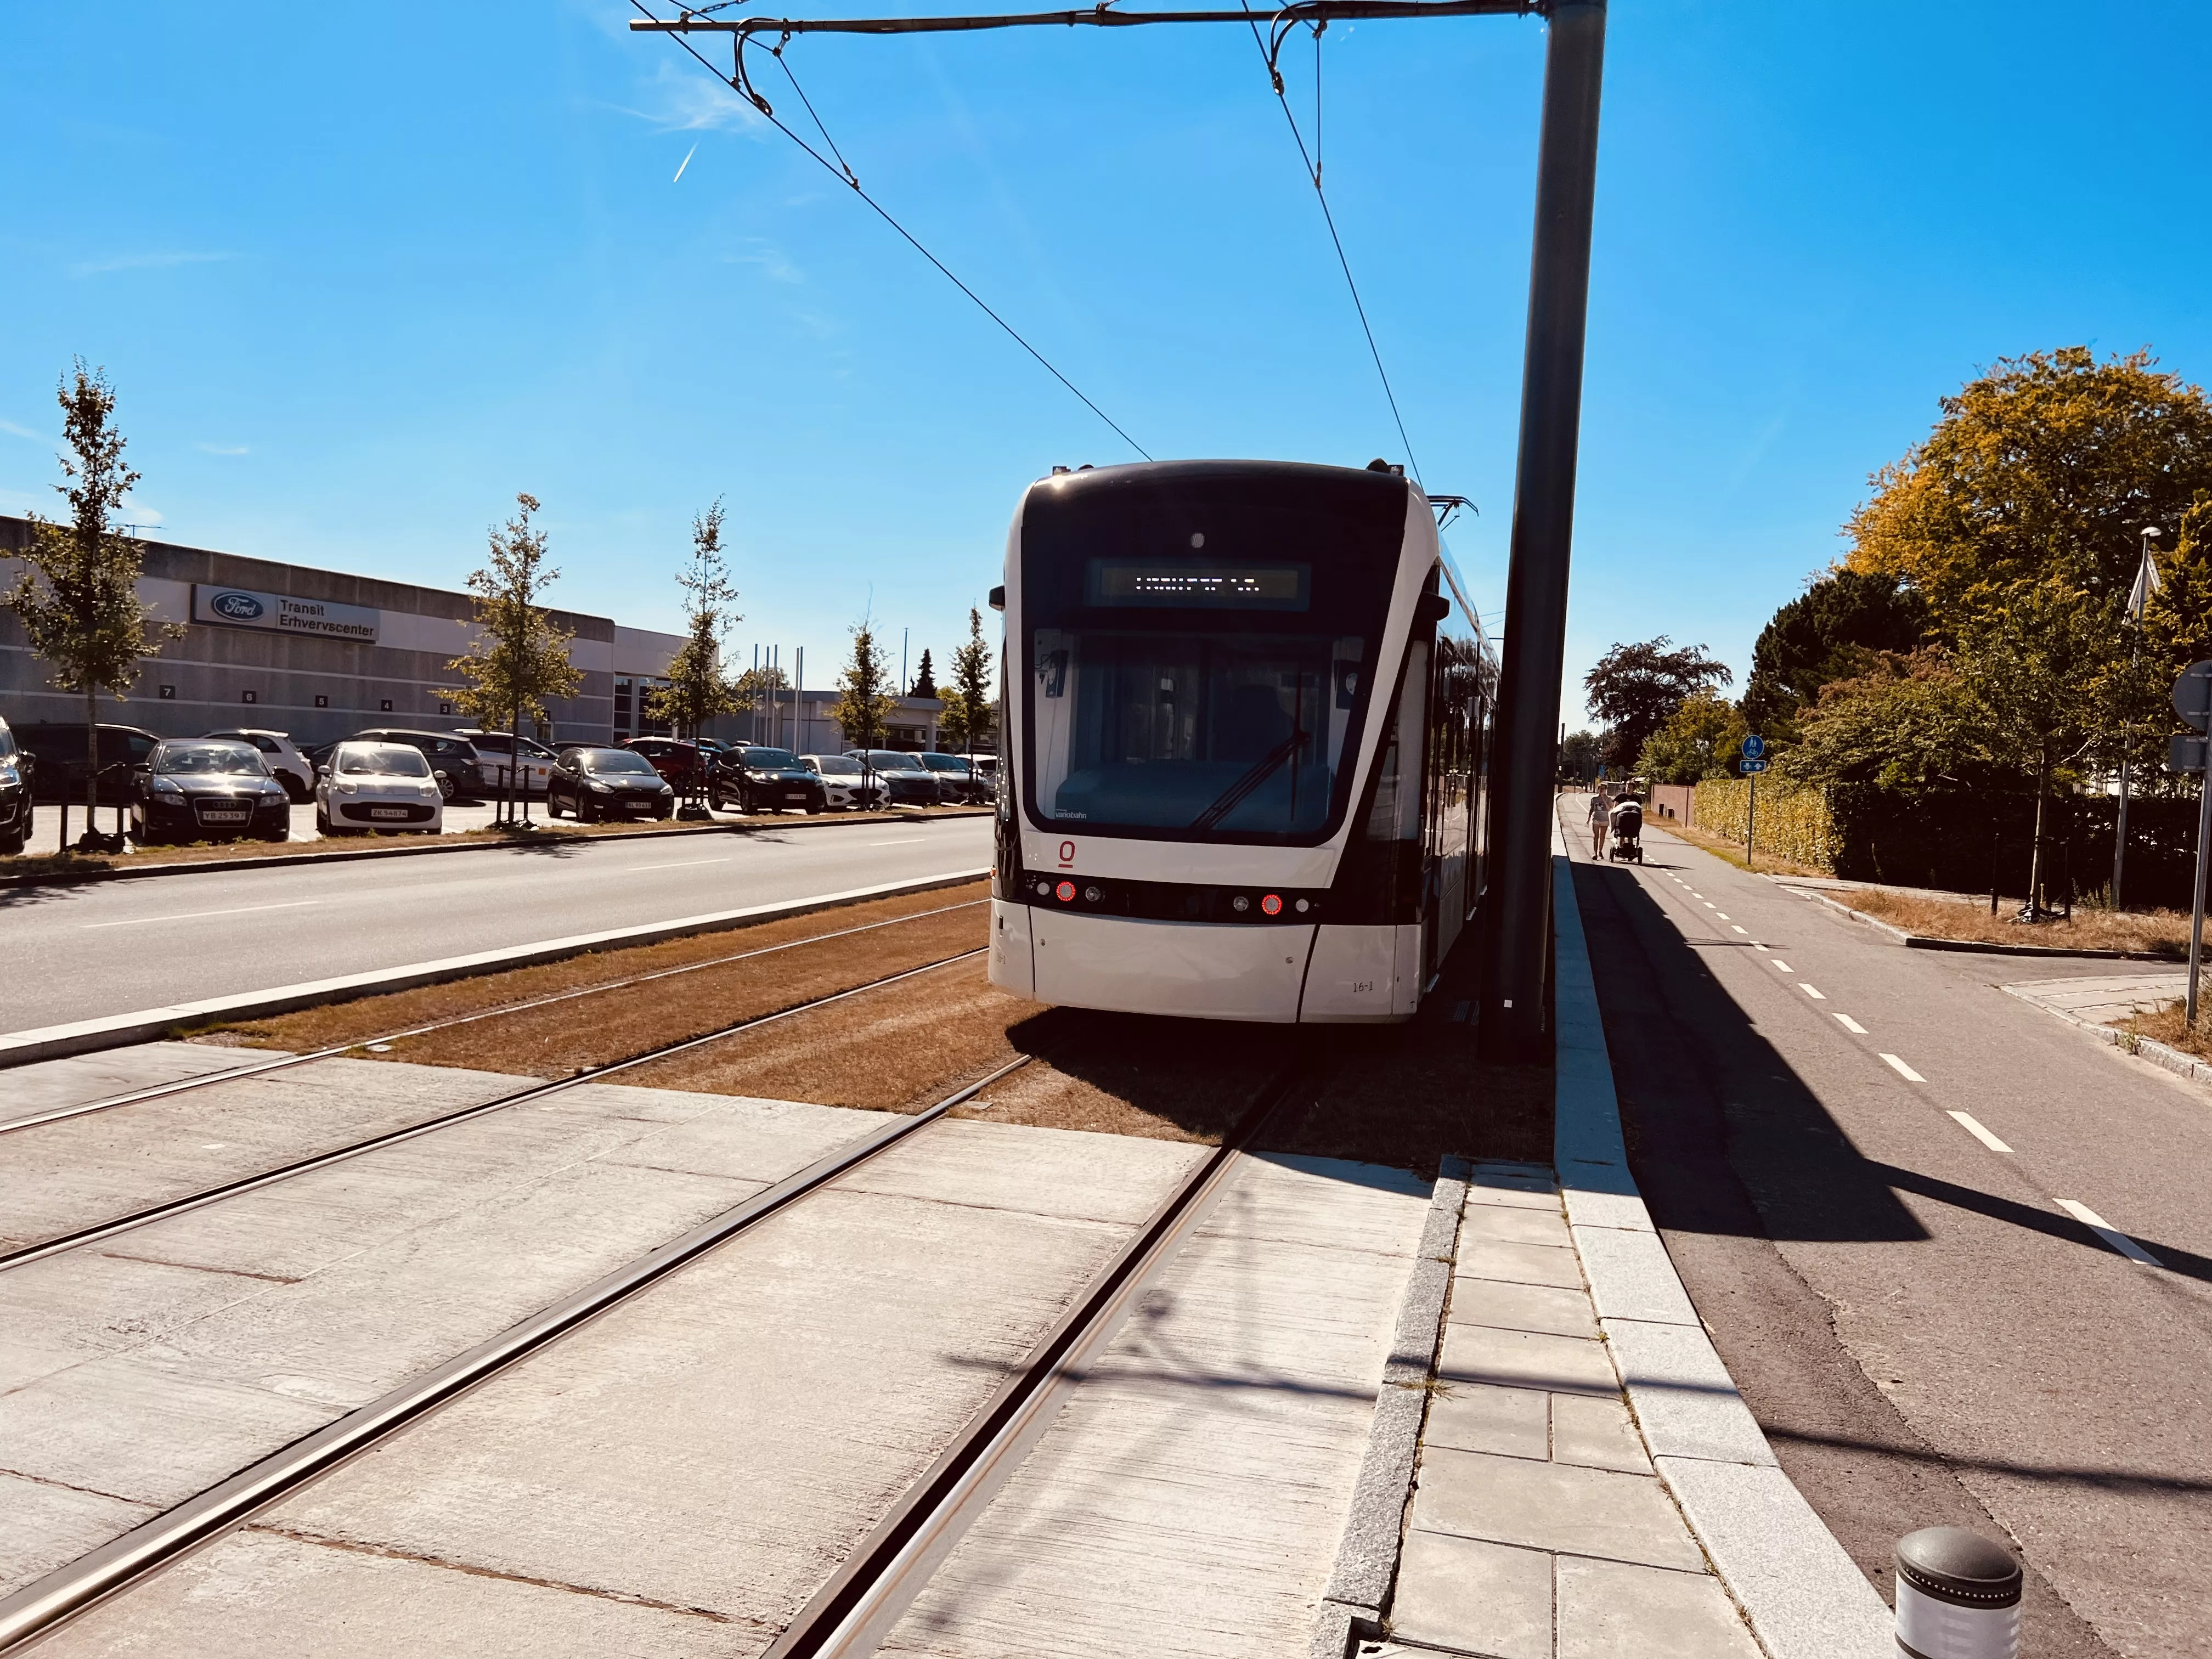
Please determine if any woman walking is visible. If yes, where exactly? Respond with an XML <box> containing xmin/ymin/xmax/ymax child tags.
<box><xmin>1587</xmin><ymin>784</ymin><xmax>1613</xmax><ymax>859</ymax></box>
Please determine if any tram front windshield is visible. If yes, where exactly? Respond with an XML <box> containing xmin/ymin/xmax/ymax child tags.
<box><xmin>1020</xmin><ymin>467</ymin><xmax>1407</xmax><ymax>844</ymax></box>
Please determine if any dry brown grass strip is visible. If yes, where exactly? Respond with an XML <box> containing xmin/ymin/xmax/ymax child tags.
<box><xmin>1835</xmin><ymin>888</ymin><xmax>2190</xmax><ymax>957</ymax></box>
<box><xmin>196</xmin><ymin>881</ymin><xmax>990</xmax><ymax>1061</ymax></box>
<box><xmin>2116</xmin><ymin>1000</ymin><xmax>2212</xmax><ymax>1058</ymax></box>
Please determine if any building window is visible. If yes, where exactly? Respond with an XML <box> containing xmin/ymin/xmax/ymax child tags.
<box><xmin>614</xmin><ymin>675</ymin><xmax>672</xmax><ymax>740</ymax></box>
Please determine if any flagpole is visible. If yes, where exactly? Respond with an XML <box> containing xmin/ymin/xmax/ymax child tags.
<box><xmin>2114</xmin><ymin>526</ymin><xmax>2162</xmax><ymax>911</ymax></box>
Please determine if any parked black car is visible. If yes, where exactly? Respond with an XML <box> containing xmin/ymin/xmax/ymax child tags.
<box><xmin>845</xmin><ymin>749</ymin><xmax>945</xmax><ymax>806</ymax></box>
<box><xmin>0</xmin><ymin>714</ymin><xmax>32</xmax><ymax>855</ymax></box>
<box><xmin>342</xmin><ymin>729</ymin><xmax>485</xmax><ymax>801</ymax></box>
<box><xmin>546</xmin><ymin>746</ymin><xmax>676</xmax><ymax>821</ymax></box>
<box><xmin>13</xmin><ymin>721</ymin><xmax>160</xmax><ymax>804</ymax></box>
<box><xmin>915</xmin><ymin>752</ymin><xmax>990</xmax><ymax>804</ymax></box>
<box><xmin>131</xmin><ymin>738</ymin><xmax>291</xmax><ymax>845</ymax></box>
<box><xmin>712</xmin><ymin>746</ymin><xmax>827</xmax><ymax>814</ymax></box>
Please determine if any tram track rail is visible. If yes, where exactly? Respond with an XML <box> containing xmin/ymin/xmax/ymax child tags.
<box><xmin>0</xmin><ymin>943</ymin><xmax>989</xmax><ymax>1273</ymax></box>
<box><xmin>0</xmin><ymin>1035</ymin><xmax>1321</xmax><ymax>1657</ymax></box>
<box><xmin>1</xmin><ymin>896</ymin><xmax>990</xmax><ymax>1138</ymax></box>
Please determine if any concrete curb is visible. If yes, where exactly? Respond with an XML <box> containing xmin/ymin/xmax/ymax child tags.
<box><xmin>1553</xmin><ymin>848</ymin><xmax>1893</xmax><ymax>1659</ymax></box>
<box><xmin>0</xmin><ymin>867</ymin><xmax>991</xmax><ymax>1070</ymax></box>
<box><xmin>1309</xmin><ymin>1153</ymin><xmax>1472</xmax><ymax>1657</ymax></box>
<box><xmin>1785</xmin><ymin>883</ymin><xmax>2177</xmax><ymax>963</ymax></box>
<box><xmin>2000</xmin><ymin>981</ymin><xmax>2212</xmax><ymax>1092</ymax></box>
<box><xmin>0</xmin><ymin>807</ymin><xmax>994</xmax><ymax>890</ymax></box>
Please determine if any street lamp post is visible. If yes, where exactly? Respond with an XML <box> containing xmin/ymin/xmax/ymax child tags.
<box><xmin>2113</xmin><ymin>526</ymin><xmax>2160</xmax><ymax>911</ymax></box>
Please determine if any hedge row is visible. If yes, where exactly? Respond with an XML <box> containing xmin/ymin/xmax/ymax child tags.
<box><xmin>1691</xmin><ymin>777</ymin><xmax>1837</xmax><ymax>872</ymax></box>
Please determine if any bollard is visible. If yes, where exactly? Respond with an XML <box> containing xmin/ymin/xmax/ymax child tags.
<box><xmin>1895</xmin><ymin>1528</ymin><xmax>2021</xmax><ymax>1659</ymax></box>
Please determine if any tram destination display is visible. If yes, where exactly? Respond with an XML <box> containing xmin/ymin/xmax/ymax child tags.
<box><xmin>1084</xmin><ymin>558</ymin><xmax>1310</xmax><ymax>611</ymax></box>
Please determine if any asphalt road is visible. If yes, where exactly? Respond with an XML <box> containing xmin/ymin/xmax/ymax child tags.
<box><xmin>0</xmin><ymin>815</ymin><xmax>992</xmax><ymax>1035</ymax></box>
<box><xmin>1564</xmin><ymin>805</ymin><xmax>2211</xmax><ymax>1658</ymax></box>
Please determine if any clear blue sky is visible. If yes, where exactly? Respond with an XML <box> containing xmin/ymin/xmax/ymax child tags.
<box><xmin>3</xmin><ymin>2</ymin><xmax>2207</xmax><ymax>721</ymax></box>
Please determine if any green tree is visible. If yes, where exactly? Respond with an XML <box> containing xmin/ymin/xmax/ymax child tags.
<box><xmin>1848</xmin><ymin>347</ymin><xmax>2212</xmax><ymax>628</ymax></box>
<box><xmin>732</xmin><ymin>664</ymin><xmax>789</xmax><ymax>707</ymax></box>
<box><xmin>4</xmin><ymin>361</ymin><xmax>183</xmax><ymax>850</ymax></box>
<box><xmin>1583</xmin><ymin>637</ymin><xmax>1733</xmax><ymax>769</ymax></box>
<box><xmin>908</xmin><ymin>648</ymin><xmax>936</xmax><ymax>699</ymax></box>
<box><xmin>646</xmin><ymin>500</ymin><xmax>749</xmax><ymax>809</ymax></box>
<box><xmin>1780</xmin><ymin>651</ymin><xmax>1984</xmax><ymax>792</ymax></box>
<box><xmin>1740</xmin><ymin>569</ymin><xmax>1928</xmax><ymax>740</ymax></box>
<box><xmin>828</xmin><ymin>618</ymin><xmax>897</xmax><ymax>754</ymax></box>
<box><xmin>1555</xmin><ymin>729</ymin><xmax>1601</xmax><ymax>787</ymax></box>
<box><xmin>1636</xmin><ymin>689</ymin><xmax>1748</xmax><ymax>785</ymax></box>
<box><xmin>936</xmin><ymin>608</ymin><xmax>995</xmax><ymax>754</ymax></box>
<box><xmin>441</xmin><ymin>493</ymin><xmax>583</xmax><ymax>826</ymax></box>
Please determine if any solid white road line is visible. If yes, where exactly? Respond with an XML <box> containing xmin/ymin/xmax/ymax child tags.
<box><xmin>1948</xmin><ymin>1111</ymin><xmax>2012</xmax><ymax>1153</ymax></box>
<box><xmin>618</xmin><ymin>857</ymin><xmax>732</xmax><ymax>873</ymax></box>
<box><xmin>1801</xmin><ymin>984</ymin><xmax>1827</xmax><ymax>1000</ymax></box>
<box><xmin>1833</xmin><ymin>1013</ymin><xmax>1868</xmax><ymax>1034</ymax></box>
<box><xmin>2056</xmin><ymin>1199</ymin><xmax>2163</xmax><ymax>1267</ymax></box>
<box><xmin>84</xmin><ymin>900</ymin><xmax>322</xmax><ymax>930</ymax></box>
<box><xmin>1770</xmin><ymin>960</ymin><xmax>1793</xmax><ymax>972</ymax></box>
<box><xmin>1880</xmin><ymin>1053</ymin><xmax>1925</xmax><ymax>1082</ymax></box>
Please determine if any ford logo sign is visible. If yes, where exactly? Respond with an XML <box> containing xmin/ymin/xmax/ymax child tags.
<box><xmin>211</xmin><ymin>592</ymin><xmax>263</xmax><ymax>620</ymax></box>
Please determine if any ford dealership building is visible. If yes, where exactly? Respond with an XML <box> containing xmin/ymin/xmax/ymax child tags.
<box><xmin>0</xmin><ymin>517</ymin><xmax>686</xmax><ymax>748</ymax></box>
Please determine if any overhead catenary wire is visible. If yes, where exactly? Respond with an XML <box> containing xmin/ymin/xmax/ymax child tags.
<box><xmin>634</xmin><ymin>0</ymin><xmax>1151</xmax><ymax>460</ymax></box>
<box><xmin>1238</xmin><ymin>2</ymin><xmax>1424</xmax><ymax>489</ymax></box>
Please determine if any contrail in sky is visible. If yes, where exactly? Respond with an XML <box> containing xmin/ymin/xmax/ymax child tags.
<box><xmin>673</xmin><ymin>143</ymin><xmax>698</xmax><ymax>183</ymax></box>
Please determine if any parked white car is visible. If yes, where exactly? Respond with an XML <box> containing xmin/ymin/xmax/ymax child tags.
<box><xmin>314</xmin><ymin>741</ymin><xmax>445</xmax><ymax>836</ymax></box>
<box><xmin>800</xmin><ymin>754</ymin><xmax>887</xmax><ymax>810</ymax></box>
<box><xmin>203</xmin><ymin>727</ymin><xmax>315</xmax><ymax>801</ymax></box>
<box><xmin>467</xmin><ymin>730</ymin><xmax>557</xmax><ymax>795</ymax></box>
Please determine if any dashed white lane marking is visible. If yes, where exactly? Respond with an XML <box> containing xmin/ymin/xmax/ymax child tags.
<box><xmin>866</xmin><ymin>838</ymin><xmax>929</xmax><ymax>845</ymax></box>
<box><xmin>1834</xmin><ymin>1013</ymin><xmax>1868</xmax><ymax>1034</ymax></box>
<box><xmin>1715</xmin><ymin>912</ymin><xmax>1731</xmax><ymax>921</ymax></box>
<box><xmin>1731</xmin><ymin>925</ymin><xmax>1748</xmax><ymax>934</ymax></box>
<box><xmin>618</xmin><ymin>857</ymin><xmax>732</xmax><ymax>873</ymax></box>
<box><xmin>1702</xmin><ymin>901</ymin><xmax>1716</xmax><ymax>909</ymax></box>
<box><xmin>2057</xmin><ymin>1199</ymin><xmax>2163</xmax><ymax>1267</ymax></box>
<box><xmin>1948</xmin><ymin>1111</ymin><xmax>2012</xmax><ymax>1153</ymax></box>
<box><xmin>1880</xmin><ymin>1053</ymin><xmax>1925</xmax><ymax>1082</ymax></box>
<box><xmin>85</xmin><ymin>900</ymin><xmax>321</xmax><ymax>929</ymax></box>
<box><xmin>1770</xmin><ymin>960</ymin><xmax>1793</xmax><ymax>973</ymax></box>
<box><xmin>1754</xmin><ymin>944</ymin><xmax>1770</xmax><ymax>952</ymax></box>
<box><xmin>1801</xmin><ymin>984</ymin><xmax>1827</xmax><ymax>1000</ymax></box>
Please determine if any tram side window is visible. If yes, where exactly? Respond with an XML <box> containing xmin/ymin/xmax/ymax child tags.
<box><xmin>1365</xmin><ymin>640</ymin><xmax>1426</xmax><ymax>846</ymax></box>
<box><xmin>1031</xmin><ymin>629</ymin><xmax>1362</xmax><ymax>836</ymax></box>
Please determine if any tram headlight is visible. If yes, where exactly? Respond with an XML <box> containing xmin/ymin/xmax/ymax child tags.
<box><xmin>1232</xmin><ymin>895</ymin><xmax>1250</xmax><ymax>913</ymax></box>
<box><xmin>1084</xmin><ymin>885</ymin><xmax>1101</xmax><ymax>903</ymax></box>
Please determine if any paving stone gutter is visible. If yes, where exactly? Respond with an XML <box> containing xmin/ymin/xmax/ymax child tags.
<box><xmin>1309</xmin><ymin>848</ymin><xmax>1893</xmax><ymax>1658</ymax></box>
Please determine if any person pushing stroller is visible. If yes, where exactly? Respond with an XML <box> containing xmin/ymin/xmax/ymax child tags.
<box><xmin>1607</xmin><ymin>791</ymin><xmax>1644</xmax><ymax>864</ymax></box>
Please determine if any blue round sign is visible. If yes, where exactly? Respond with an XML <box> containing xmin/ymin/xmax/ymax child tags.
<box><xmin>1741</xmin><ymin>733</ymin><xmax>1765</xmax><ymax>760</ymax></box>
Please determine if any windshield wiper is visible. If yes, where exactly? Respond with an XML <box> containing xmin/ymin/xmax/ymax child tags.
<box><xmin>1188</xmin><ymin>729</ymin><xmax>1306</xmax><ymax>833</ymax></box>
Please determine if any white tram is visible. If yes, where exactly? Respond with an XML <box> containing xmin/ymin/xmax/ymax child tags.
<box><xmin>987</xmin><ymin>459</ymin><xmax>1496</xmax><ymax>1023</ymax></box>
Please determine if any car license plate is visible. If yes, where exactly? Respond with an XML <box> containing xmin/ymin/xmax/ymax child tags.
<box><xmin>200</xmin><ymin>809</ymin><xmax>249</xmax><ymax>823</ymax></box>
<box><xmin>784</xmin><ymin>791</ymin><xmax>807</xmax><ymax>802</ymax></box>
<box><xmin>368</xmin><ymin>807</ymin><xmax>410</xmax><ymax>820</ymax></box>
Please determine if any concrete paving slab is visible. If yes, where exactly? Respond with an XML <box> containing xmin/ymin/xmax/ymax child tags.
<box><xmin>837</xmin><ymin>1115</ymin><xmax>1209</xmax><ymax>1227</ymax></box>
<box><xmin>1459</xmin><ymin>1204</ymin><xmax>1571</xmax><ymax>1249</ymax></box>
<box><xmin>1406</xmin><ymin>1447</ymin><xmax>1703</xmax><ymax>1572</ymax></box>
<box><xmin>41</xmin><ymin>1525</ymin><xmax>770</xmax><ymax>1659</ymax></box>
<box><xmin>36</xmin><ymin>1125</ymin><xmax>1205</xmax><ymax>1653</ymax></box>
<box><xmin>1555</xmin><ymin>1554</ymin><xmax>1763</xmax><ymax>1659</ymax></box>
<box><xmin>1454</xmin><ymin>1239</ymin><xmax>1583</xmax><ymax>1290</ymax></box>
<box><xmin>1548</xmin><ymin>1395</ymin><xmax>1651</xmax><ymax>1476</ymax></box>
<box><xmin>0</xmin><ymin>1041</ymin><xmax>288</xmax><ymax>1129</ymax></box>
<box><xmin>1599</xmin><ymin>1318</ymin><xmax>1776</xmax><ymax>1468</ymax></box>
<box><xmin>878</xmin><ymin>1155</ymin><xmax>1431</xmax><ymax>1658</ymax></box>
<box><xmin>1436</xmin><ymin>1324</ymin><xmax>1616</xmax><ymax>1398</ymax></box>
<box><xmin>1464</xmin><ymin>1164</ymin><xmax>1559</xmax><ymax>1211</ymax></box>
<box><xmin>2004</xmin><ymin>972</ymin><xmax>2185</xmax><ymax>1028</ymax></box>
<box><xmin>1389</xmin><ymin>1531</ymin><xmax>1551</xmax><ymax>1659</ymax></box>
<box><xmin>1444</xmin><ymin>1279</ymin><xmax>1597</xmax><ymax>1341</ymax></box>
<box><xmin>1421</xmin><ymin>1381</ymin><xmax>1550</xmax><ymax>1460</ymax></box>
<box><xmin>1569</xmin><ymin>1227</ymin><xmax>1698</xmax><ymax>1326</ymax></box>
<box><xmin>0</xmin><ymin>1474</ymin><xmax>158</xmax><ymax>1599</ymax></box>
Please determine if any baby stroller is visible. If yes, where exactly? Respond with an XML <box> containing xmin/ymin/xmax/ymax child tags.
<box><xmin>1607</xmin><ymin>797</ymin><xmax>1644</xmax><ymax>864</ymax></box>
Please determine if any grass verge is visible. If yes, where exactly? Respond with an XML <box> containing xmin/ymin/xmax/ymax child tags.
<box><xmin>1831</xmin><ymin>888</ymin><xmax>2191</xmax><ymax>957</ymax></box>
<box><xmin>2112</xmin><ymin>1000</ymin><xmax>2212</xmax><ymax>1058</ymax></box>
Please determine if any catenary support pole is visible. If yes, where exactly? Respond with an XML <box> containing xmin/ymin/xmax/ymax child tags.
<box><xmin>1477</xmin><ymin>0</ymin><xmax>1607</xmax><ymax>1063</ymax></box>
<box><xmin>2189</xmin><ymin>757</ymin><xmax>2211</xmax><ymax>1026</ymax></box>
